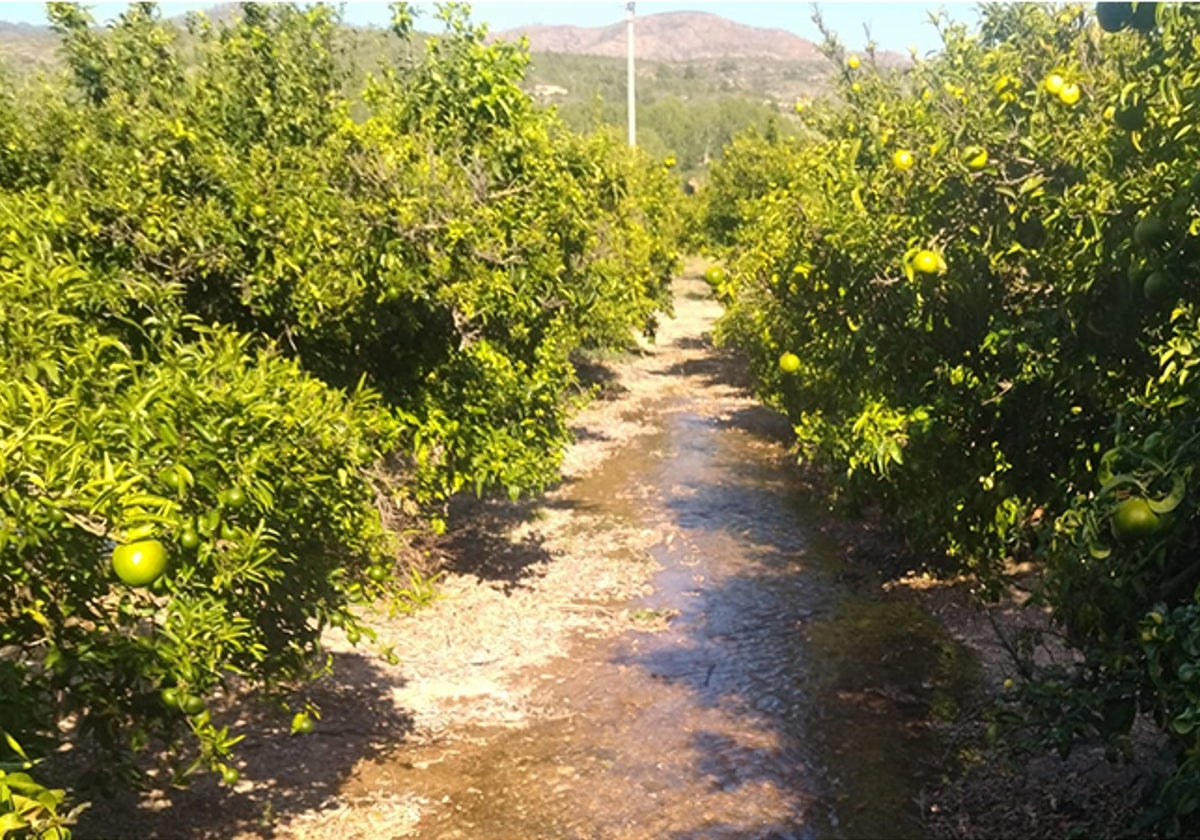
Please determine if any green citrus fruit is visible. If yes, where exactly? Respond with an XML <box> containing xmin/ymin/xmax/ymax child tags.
<box><xmin>704</xmin><ymin>265</ymin><xmax>725</xmax><ymax>286</ymax></box>
<box><xmin>1134</xmin><ymin>216</ymin><xmax>1171</xmax><ymax>249</ymax></box>
<box><xmin>1129</xmin><ymin>1</ymin><xmax>1157</xmax><ymax>32</ymax></box>
<box><xmin>779</xmin><ymin>352</ymin><xmax>801</xmax><ymax>373</ymax></box>
<box><xmin>1112</xmin><ymin>497</ymin><xmax>1161</xmax><ymax>541</ymax></box>
<box><xmin>1143</xmin><ymin>271</ymin><xmax>1178</xmax><ymax>305</ymax></box>
<box><xmin>892</xmin><ymin>149</ymin><xmax>915</xmax><ymax>171</ymax></box>
<box><xmin>1044</xmin><ymin>73</ymin><xmax>1065</xmax><ymax>95</ymax></box>
<box><xmin>1097</xmin><ymin>2</ymin><xmax>1134</xmax><ymax>31</ymax></box>
<box><xmin>291</xmin><ymin>712</ymin><xmax>315</xmax><ymax>735</ymax></box>
<box><xmin>220</xmin><ymin>765</ymin><xmax>241</xmax><ymax>785</ymax></box>
<box><xmin>1114</xmin><ymin>105</ymin><xmax>1146</xmax><ymax>131</ymax></box>
<box><xmin>1096</xmin><ymin>2</ymin><xmax>1132</xmax><ymax>32</ymax></box>
<box><xmin>111</xmin><ymin>539</ymin><xmax>168</xmax><ymax>587</ymax></box>
<box><xmin>963</xmin><ymin>146</ymin><xmax>988</xmax><ymax>170</ymax></box>
<box><xmin>223</xmin><ymin>486</ymin><xmax>247</xmax><ymax>508</ymax></box>
<box><xmin>912</xmin><ymin>249</ymin><xmax>940</xmax><ymax>274</ymax></box>
<box><xmin>181</xmin><ymin>694</ymin><xmax>206</xmax><ymax>716</ymax></box>
<box><xmin>366</xmin><ymin>564</ymin><xmax>390</xmax><ymax>583</ymax></box>
<box><xmin>1058</xmin><ymin>83</ymin><xmax>1082</xmax><ymax>106</ymax></box>
<box><xmin>160</xmin><ymin>687</ymin><xmax>180</xmax><ymax>709</ymax></box>
<box><xmin>160</xmin><ymin>467</ymin><xmax>185</xmax><ymax>491</ymax></box>
<box><xmin>180</xmin><ymin>528</ymin><xmax>200</xmax><ymax>550</ymax></box>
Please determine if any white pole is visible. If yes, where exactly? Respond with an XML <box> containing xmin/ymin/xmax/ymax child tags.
<box><xmin>626</xmin><ymin>1</ymin><xmax>636</xmax><ymax>147</ymax></box>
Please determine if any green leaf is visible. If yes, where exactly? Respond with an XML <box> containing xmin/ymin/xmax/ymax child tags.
<box><xmin>0</xmin><ymin>812</ymin><xmax>30</xmax><ymax>833</ymax></box>
<box><xmin>1148</xmin><ymin>474</ymin><xmax>1186</xmax><ymax>515</ymax></box>
<box><xmin>2</xmin><ymin>734</ymin><xmax>27</xmax><ymax>762</ymax></box>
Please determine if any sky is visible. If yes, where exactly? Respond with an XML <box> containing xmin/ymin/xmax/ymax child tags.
<box><xmin>0</xmin><ymin>2</ymin><xmax>983</xmax><ymax>56</ymax></box>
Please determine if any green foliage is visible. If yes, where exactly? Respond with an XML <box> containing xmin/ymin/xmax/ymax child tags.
<box><xmin>558</xmin><ymin>94</ymin><xmax>792</xmax><ymax>176</ymax></box>
<box><xmin>709</xmin><ymin>2</ymin><xmax>1200</xmax><ymax>831</ymax></box>
<box><xmin>700</xmin><ymin>126</ymin><xmax>807</xmax><ymax>246</ymax></box>
<box><xmin>1</xmin><ymin>0</ymin><xmax>680</xmax><ymax>815</ymax></box>
<box><xmin>526</xmin><ymin>50</ymin><xmax>825</xmax><ymax>110</ymax></box>
<box><xmin>0</xmin><ymin>732</ymin><xmax>77</xmax><ymax>838</ymax></box>
<box><xmin>0</xmin><ymin>253</ymin><xmax>399</xmax><ymax>786</ymax></box>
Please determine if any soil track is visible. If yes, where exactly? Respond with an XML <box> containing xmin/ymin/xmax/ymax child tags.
<box><xmin>78</xmin><ymin>261</ymin><xmax>1154</xmax><ymax>840</ymax></box>
<box><xmin>80</xmin><ymin>259</ymin><xmax>770</xmax><ymax>838</ymax></box>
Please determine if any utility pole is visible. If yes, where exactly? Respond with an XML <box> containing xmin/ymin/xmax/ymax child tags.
<box><xmin>626</xmin><ymin>1</ymin><xmax>636</xmax><ymax>147</ymax></box>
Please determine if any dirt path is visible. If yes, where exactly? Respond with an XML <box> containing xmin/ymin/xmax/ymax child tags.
<box><xmin>295</xmin><ymin>261</ymin><xmax>977</xmax><ymax>840</ymax></box>
<box><xmin>72</xmin><ymin>261</ymin><xmax>755</xmax><ymax>834</ymax></box>
<box><xmin>79</xmin><ymin>260</ymin><xmax>976</xmax><ymax>839</ymax></box>
<box><xmin>77</xmin><ymin>262</ymin><xmax>1153</xmax><ymax>840</ymax></box>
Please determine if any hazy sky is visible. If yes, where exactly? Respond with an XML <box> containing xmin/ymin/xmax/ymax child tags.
<box><xmin>0</xmin><ymin>2</ymin><xmax>982</xmax><ymax>56</ymax></box>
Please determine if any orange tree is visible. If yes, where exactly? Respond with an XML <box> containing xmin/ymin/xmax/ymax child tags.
<box><xmin>0</xmin><ymin>243</ymin><xmax>403</xmax><ymax>807</ymax></box>
<box><xmin>32</xmin><ymin>1</ymin><xmax>682</xmax><ymax>505</ymax></box>
<box><xmin>706</xmin><ymin>3</ymin><xmax>1200</xmax><ymax>832</ymax></box>
<box><xmin>0</xmin><ymin>0</ymin><xmax>682</xmax><ymax>827</ymax></box>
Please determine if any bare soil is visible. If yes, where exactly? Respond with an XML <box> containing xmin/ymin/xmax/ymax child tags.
<box><xmin>76</xmin><ymin>259</ymin><xmax>758</xmax><ymax>838</ymax></box>
<box><xmin>74</xmin><ymin>260</ymin><xmax>1156</xmax><ymax>839</ymax></box>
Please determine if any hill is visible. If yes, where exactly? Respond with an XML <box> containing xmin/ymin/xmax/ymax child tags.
<box><xmin>0</xmin><ymin>21</ymin><xmax>59</xmax><ymax>71</ymax></box>
<box><xmin>492</xmin><ymin>11</ymin><xmax>823</xmax><ymax>63</ymax></box>
<box><xmin>0</xmin><ymin>7</ymin><xmax>840</xmax><ymax>176</ymax></box>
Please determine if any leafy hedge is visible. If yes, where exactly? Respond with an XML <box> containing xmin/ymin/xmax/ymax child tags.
<box><xmin>0</xmin><ymin>2</ymin><xmax>682</xmax><ymax>832</ymax></box>
<box><xmin>705</xmin><ymin>3</ymin><xmax>1200</xmax><ymax>833</ymax></box>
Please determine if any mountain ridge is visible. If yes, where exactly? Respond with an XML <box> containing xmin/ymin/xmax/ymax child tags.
<box><xmin>491</xmin><ymin>11</ymin><xmax>824</xmax><ymax>63</ymax></box>
<box><xmin>1</xmin><ymin>9</ymin><xmax>905</xmax><ymax>68</ymax></box>
<box><xmin>490</xmin><ymin>10</ymin><xmax>907</xmax><ymax>66</ymax></box>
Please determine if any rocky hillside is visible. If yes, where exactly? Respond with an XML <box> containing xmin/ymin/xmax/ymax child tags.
<box><xmin>0</xmin><ymin>21</ymin><xmax>59</xmax><ymax>71</ymax></box>
<box><xmin>492</xmin><ymin>11</ymin><xmax>824</xmax><ymax>63</ymax></box>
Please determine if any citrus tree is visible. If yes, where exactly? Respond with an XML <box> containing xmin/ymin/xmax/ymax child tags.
<box><xmin>31</xmin><ymin>1</ymin><xmax>681</xmax><ymax>504</ymax></box>
<box><xmin>0</xmin><ymin>1</ymin><xmax>683</xmax><ymax>828</ymax></box>
<box><xmin>705</xmin><ymin>3</ymin><xmax>1200</xmax><ymax>832</ymax></box>
<box><xmin>0</xmin><ymin>247</ymin><xmax>403</xmax><ymax>799</ymax></box>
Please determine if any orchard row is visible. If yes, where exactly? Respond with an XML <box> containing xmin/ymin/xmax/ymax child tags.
<box><xmin>0</xmin><ymin>3</ymin><xmax>683</xmax><ymax>832</ymax></box>
<box><xmin>705</xmin><ymin>3</ymin><xmax>1200</xmax><ymax>833</ymax></box>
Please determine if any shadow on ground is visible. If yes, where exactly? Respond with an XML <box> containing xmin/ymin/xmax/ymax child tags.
<box><xmin>572</xmin><ymin>353</ymin><xmax>632</xmax><ymax>401</ymax></box>
<box><xmin>611</xmin><ymin>405</ymin><xmax>982</xmax><ymax>839</ymax></box>
<box><xmin>439</xmin><ymin>492</ymin><xmax>598</xmax><ymax>591</ymax></box>
<box><xmin>65</xmin><ymin>651</ymin><xmax>414</xmax><ymax>839</ymax></box>
<box><xmin>554</xmin><ymin>328</ymin><xmax>984</xmax><ymax>837</ymax></box>
<box><xmin>659</xmin><ymin>334</ymin><xmax>753</xmax><ymax>390</ymax></box>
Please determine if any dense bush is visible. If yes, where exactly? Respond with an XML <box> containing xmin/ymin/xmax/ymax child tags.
<box><xmin>19</xmin><ymin>1</ymin><xmax>682</xmax><ymax>503</ymax></box>
<box><xmin>1</xmin><ymin>255</ymin><xmax>400</xmax><ymax>793</ymax></box>
<box><xmin>705</xmin><ymin>3</ymin><xmax>1200</xmax><ymax>832</ymax></box>
<box><xmin>0</xmin><ymin>2</ymin><xmax>682</xmax><ymax>831</ymax></box>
